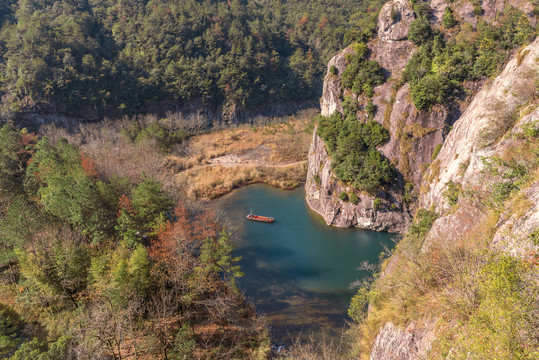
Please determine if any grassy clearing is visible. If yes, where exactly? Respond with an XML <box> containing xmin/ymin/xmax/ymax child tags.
<box><xmin>170</xmin><ymin>109</ymin><xmax>316</xmax><ymax>199</ymax></box>
<box><xmin>176</xmin><ymin>163</ymin><xmax>307</xmax><ymax>200</ymax></box>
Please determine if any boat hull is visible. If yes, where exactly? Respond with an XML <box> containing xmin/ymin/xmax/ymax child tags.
<box><xmin>246</xmin><ymin>214</ymin><xmax>274</xmax><ymax>223</ymax></box>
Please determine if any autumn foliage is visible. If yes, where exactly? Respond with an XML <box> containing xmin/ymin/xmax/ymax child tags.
<box><xmin>0</xmin><ymin>126</ymin><xmax>267</xmax><ymax>358</ymax></box>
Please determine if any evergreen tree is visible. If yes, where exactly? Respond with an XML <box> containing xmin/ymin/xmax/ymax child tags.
<box><xmin>442</xmin><ymin>6</ymin><xmax>457</xmax><ymax>28</ymax></box>
<box><xmin>129</xmin><ymin>245</ymin><xmax>151</xmax><ymax>296</ymax></box>
<box><xmin>131</xmin><ymin>177</ymin><xmax>173</xmax><ymax>233</ymax></box>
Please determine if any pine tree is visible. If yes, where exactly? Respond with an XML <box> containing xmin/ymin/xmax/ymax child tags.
<box><xmin>129</xmin><ymin>245</ymin><xmax>151</xmax><ymax>296</ymax></box>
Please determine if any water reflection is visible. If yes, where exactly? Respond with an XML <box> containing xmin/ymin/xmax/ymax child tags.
<box><xmin>213</xmin><ymin>184</ymin><xmax>395</xmax><ymax>343</ymax></box>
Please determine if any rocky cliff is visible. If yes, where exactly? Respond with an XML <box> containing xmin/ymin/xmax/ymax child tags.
<box><xmin>309</xmin><ymin>0</ymin><xmax>462</xmax><ymax>232</ymax></box>
<box><xmin>369</xmin><ymin>37</ymin><xmax>538</xmax><ymax>360</ymax></box>
<box><xmin>420</xmin><ymin>38</ymin><xmax>539</xmax><ymax>252</ymax></box>
<box><xmin>307</xmin><ymin>0</ymin><xmax>538</xmax><ymax>233</ymax></box>
<box><xmin>307</xmin><ymin>0</ymin><xmax>538</xmax><ymax>357</ymax></box>
<box><xmin>306</xmin><ymin>128</ymin><xmax>409</xmax><ymax>232</ymax></box>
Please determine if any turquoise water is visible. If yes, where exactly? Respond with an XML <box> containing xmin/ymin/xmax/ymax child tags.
<box><xmin>213</xmin><ymin>184</ymin><xmax>395</xmax><ymax>343</ymax></box>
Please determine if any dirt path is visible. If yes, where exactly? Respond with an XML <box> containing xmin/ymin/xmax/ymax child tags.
<box><xmin>204</xmin><ymin>144</ymin><xmax>307</xmax><ymax>168</ymax></box>
<box><xmin>207</xmin><ymin>156</ymin><xmax>307</xmax><ymax>168</ymax></box>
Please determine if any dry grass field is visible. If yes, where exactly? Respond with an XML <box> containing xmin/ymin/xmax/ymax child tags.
<box><xmin>168</xmin><ymin>109</ymin><xmax>316</xmax><ymax>199</ymax></box>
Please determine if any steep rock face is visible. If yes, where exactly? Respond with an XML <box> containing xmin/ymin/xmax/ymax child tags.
<box><xmin>377</xmin><ymin>84</ymin><xmax>466</xmax><ymax>187</ymax></box>
<box><xmin>377</xmin><ymin>0</ymin><xmax>415</xmax><ymax>41</ymax></box>
<box><xmin>320</xmin><ymin>47</ymin><xmax>355</xmax><ymax>117</ymax></box>
<box><xmin>419</xmin><ymin>40</ymin><xmax>538</xmax><ymax>257</ymax></box>
<box><xmin>370</xmin><ymin>321</ymin><xmax>436</xmax><ymax>360</ymax></box>
<box><xmin>321</xmin><ymin>0</ymin><xmax>416</xmax><ymax>118</ymax></box>
<box><xmin>368</xmin><ymin>39</ymin><xmax>415</xmax><ymax>79</ymax></box>
<box><xmin>420</xmin><ymin>38</ymin><xmax>539</xmax><ymax>212</ymax></box>
<box><xmin>369</xmin><ymin>39</ymin><xmax>538</xmax><ymax>359</ymax></box>
<box><xmin>306</xmin><ymin>129</ymin><xmax>409</xmax><ymax>232</ymax></box>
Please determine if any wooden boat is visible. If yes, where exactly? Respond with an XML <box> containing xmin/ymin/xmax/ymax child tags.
<box><xmin>246</xmin><ymin>213</ymin><xmax>275</xmax><ymax>223</ymax></box>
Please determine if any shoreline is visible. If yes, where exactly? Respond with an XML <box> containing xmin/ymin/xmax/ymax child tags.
<box><xmin>176</xmin><ymin>161</ymin><xmax>308</xmax><ymax>200</ymax></box>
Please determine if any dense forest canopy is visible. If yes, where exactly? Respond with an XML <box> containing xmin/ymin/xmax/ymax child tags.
<box><xmin>0</xmin><ymin>0</ymin><xmax>383</xmax><ymax>118</ymax></box>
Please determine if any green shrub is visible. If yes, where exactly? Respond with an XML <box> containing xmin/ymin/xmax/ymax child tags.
<box><xmin>409</xmin><ymin>208</ymin><xmax>437</xmax><ymax>238</ymax></box>
<box><xmin>431</xmin><ymin>143</ymin><xmax>442</xmax><ymax>160</ymax></box>
<box><xmin>520</xmin><ymin>120</ymin><xmax>539</xmax><ymax>139</ymax></box>
<box><xmin>372</xmin><ymin>198</ymin><xmax>381</xmax><ymax>210</ymax></box>
<box><xmin>329</xmin><ymin>65</ymin><xmax>338</xmax><ymax>75</ymax></box>
<box><xmin>529</xmin><ymin>228</ymin><xmax>539</xmax><ymax>245</ymax></box>
<box><xmin>317</xmin><ymin>111</ymin><xmax>394</xmax><ymax>194</ymax></box>
<box><xmin>339</xmin><ymin>191</ymin><xmax>349</xmax><ymax>201</ymax></box>
<box><xmin>0</xmin><ymin>308</ymin><xmax>22</xmax><ymax>355</ymax></box>
<box><xmin>470</xmin><ymin>0</ymin><xmax>483</xmax><ymax>16</ymax></box>
<box><xmin>313</xmin><ymin>174</ymin><xmax>321</xmax><ymax>185</ymax></box>
<box><xmin>404</xmin><ymin>182</ymin><xmax>414</xmax><ymax>203</ymax></box>
<box><xmin>402</xmin><ymin>46</ymin><xmax>433</xmax><ymax>84</ymax></box>
<box><xmin>171</xmin><ymin>322</ymin><xmax>196</xmax><ymax>359</ymax></box>
<box><xmin>412</xmin><ymin>3</ymin><xmax>431</xmax><ymax>18</ymax></box>
<box><xmin>134</xmin><ymin>122</ymin><xmax>188</xmax><ymax>152</ymax></box>
<box><xmin>348</xmin><ymin>287</ymin><xmax>371</xmax><ymax>323</ymax></box>
<box><xmin>410</xmin><ymin>74</ymin><xmax>461</xmax><ymax>111</ymax></box>
<box><xmin>473</xmin><ymin>38</ymin><xmax>502</xmax><ymax>77</ymax></box>
<box><xmin>443</xmin><ymin>180</ymin><xmax>460</xmax><ymax>205</ymax></box>
<box><xmin>365</xmin><ymin>99</ymin><xmax>376</xmax><ymax>118</ymax></box>
<box><xmin>533</xmin><ymin>0</ymin><xmax>539</xmax><ymax>16</ymax></box>
<box><xmin>442</xmin><ymin>6</ymin><xmax>457</xmax><ymax>28</ymax></box>
<box><xmin>408</xmin><ymin>17</ymin><xmax>433</xmax><ymax>46</ymax></box>
<box><xmin>349</xmin><ymin>192</ymin><xmax>359</xmax><ymax>205</ymax></box>
<box><xmin>342</xmin><ymin>46</ymin><xmax>385</xmax><ymax>97</ymax></box>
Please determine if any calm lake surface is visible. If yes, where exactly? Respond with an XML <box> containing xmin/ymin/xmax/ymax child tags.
<box><xmin>213</xmin><ymin>184</ymin><xmax>395</xmax><ymax>343</ymax></box>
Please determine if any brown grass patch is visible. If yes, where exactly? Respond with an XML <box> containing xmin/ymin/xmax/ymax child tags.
<box><xmin>171</xmin><ymin>109</ymin><xmax>315</xmax><ymax>199</ymax></box>
<box><xmin>39</xmin><ymin>109</ymin><xmax>316</xmax><ymax>199</ymax></box>
<box><xmin>405</xmin><ymin>123</ymin><xmax>436</xmax><ymax>138</ymax></box>
<box><xmin>177</xmin><ymin>163</ymin><xmax>308</xmax><ymax>200</ymax></box>
<box><xmin>176</xmin><ymin>109</ymin><xmax>315</xmax><ymax>167</ymax></box>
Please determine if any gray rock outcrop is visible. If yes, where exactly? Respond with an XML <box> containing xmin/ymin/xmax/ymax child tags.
<box><xmin>306</xmin><ymin>129</ymin><xmax>410</xmax><ymax>232</ymax></box>
<box><xmin>320</xmin><ymin>47</ymin><xmax>355</xmax><ymax>117</ymax></box>
<box><xmin>370</xmin><ymin>321</ymin><xmax>436</xmax><ymax>360</ymax></box>
<box><xmin>378</xmin><ymin>0</ymin><xmax>416</xmax><ymax>41</ymax></box>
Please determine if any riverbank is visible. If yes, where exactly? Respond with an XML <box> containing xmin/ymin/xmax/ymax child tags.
<box><xmin>168</xmin><ymin>109</ymin><xmax>316</xmax><ymax>200</ymax></box>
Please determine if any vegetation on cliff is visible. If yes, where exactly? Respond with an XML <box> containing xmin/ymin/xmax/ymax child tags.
<box><xmin>317</xmin><ymin>98</ymin><xmax>394</xmax><ymax>194</ymax></box>
<box><xmin>342</xmin><ymin>43</ymin><xmax>385</xmax><ymax>97</ymax></box>
<box><xmin>403</xmin><ymin>5</ymin><xmax>536</xmax><ymax>110</ymax></box>
<box><xmin>348</xmin><ymin>94</ymin><xmax>539</xmax><ymax>359</ymax></box>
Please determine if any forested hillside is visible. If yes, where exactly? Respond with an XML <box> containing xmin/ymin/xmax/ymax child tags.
<box><xmin>0</xmin><ymin>0</ymin><xmax>383</xmax><ymax>119</ymax></box>
<box><xmin>0</xmin><ymin>124</ymin><xmax>270</xmax><ymax>359</ymax></box>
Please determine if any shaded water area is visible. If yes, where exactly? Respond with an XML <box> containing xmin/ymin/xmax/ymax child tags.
<box><xmin>213</xmin><ymin>184</ymin><xmax>395</xmax><ymax>344</ymax></box>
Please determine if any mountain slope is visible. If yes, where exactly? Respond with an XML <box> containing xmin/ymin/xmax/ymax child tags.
<box><xmin>305</xmin><ymin>0</ymin><xmax>538</xmax><ymax>358</ymax></box>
